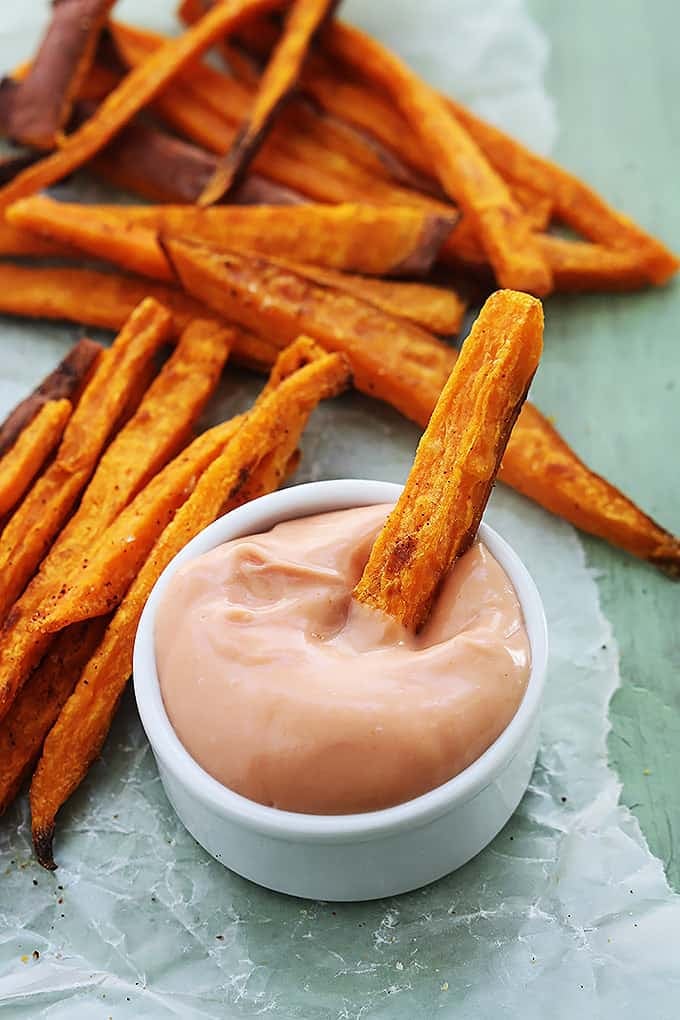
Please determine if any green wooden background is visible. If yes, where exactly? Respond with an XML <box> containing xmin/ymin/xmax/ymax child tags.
<box><xmin>530</xmin><ymin>0</ymin><xmax>680</xmax><ymax>889</ymax></box>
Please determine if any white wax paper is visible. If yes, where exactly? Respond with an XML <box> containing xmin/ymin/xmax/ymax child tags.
<box><xmin>1</xmin><ymin>2</ymin><xmax>679</xmax><ymax>1017</ymax></box>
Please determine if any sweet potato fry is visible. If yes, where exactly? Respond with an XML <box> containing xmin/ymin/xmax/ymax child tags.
<box><xmin>7</xmin><ymin>198</ymin><xmax>173</xmax><ymax>281</ymax></box>
<box><xmin>499</xmin><ymin>405</ymin><xmax>680</xmax><ymax>577</ymax></box>
<box><xmin>0</xmin><ymin>0</ymin><xmax>283</xmax><ymax>211</ymax></box>
<box><xmin>150</xmin><ymin>199</ymin><xmax>455</xmax><ymax>275</ymax></box>
<box><xmin>163</xmin><ymin>235</ymin><xmax>457</xmax><ymax>427</ymax></box>
<box><xmin>538</xmin><ymin>235</ymin><xmax>658</xmax><ymax>292</ymax></box>
<box><xmin>40</xmin><ymin>418</ymin><xmax>242</xmax><ymax>633</ymax></box>
<box><xmin>8</xmin><ymin>195</ymin><xmax>454</xmax><ymax>278</ymax></box>
<box><xmin>0</xmin><ymin>218</ymin><xmax>73</xmax><ymax>258</ymax></box>
<box><xmin>354</xmin><ymin>290</ymin><xmax>542</xmax><ymax>631</ymax></box>
<box><xmin>266</xmin><ymin>259</ymin><xmax>467</xmax><ymax>335</ymax></box>
<box><xmin>0</xmin><ymin>399</ymin><xmax>71</xmax><ymax>519</ymax></box>
<box><xmin>0</xmin><ymin>315</ymin><xmax>230</xmax><ymax>733</ymax></box>
<box><xmin>0</xmin><ymin>298</ymin><xmax>171</xmax><ymax>690</ymax></box>
<box><xmin>0</xmin><ymin>337</ymin><xmax>101</xmax><ymax>458</ymax></box>
<box><xmin>3</xmin><ymin>0</ymin><xmax>115</xmax><ymax>149</ymax></box>
<box><xmin>513</xmin><ymin>184</ymin><xmax>553</xmax><ymax>231</ymax></box>
<box><xmin>0</xmin><ymin>617</ymin><xmax>109</xmax><ymax>814</ymax></box>
<box><xmin>0</xmin><ymin>264</ymin><xmax>279</xmax><ymax>373</ymax></box>
<box><xmin>324</xmin><ymin>28</ymin><xmax>551</xmax><ymax>295</ymax></box>
<box><xmin>199</xmin><ymin>0</ymin><xmax>339</xmax><ymax>203</ymax></box>
<box><xmin>30</xmin><ymin>346</ymin><xmax>350</xmax><ymax>867</ymax></box>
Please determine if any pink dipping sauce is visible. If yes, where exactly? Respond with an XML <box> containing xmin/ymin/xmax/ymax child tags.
<box><xmin>155</xmin><ymin>504</ymin><xmax>531</xmax><ymax>814</ymax></box>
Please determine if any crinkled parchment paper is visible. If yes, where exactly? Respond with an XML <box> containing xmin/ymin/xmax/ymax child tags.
<box><xmin>1</xmin><ymin>2</ymin><xmax>679</xmax><ymax>1017</ymax></box>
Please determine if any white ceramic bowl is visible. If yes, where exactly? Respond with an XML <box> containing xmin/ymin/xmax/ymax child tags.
<box><xmin>134</xmin><ymin>480</ymin><xmax>548</xmax><ymax>902</ymax></box>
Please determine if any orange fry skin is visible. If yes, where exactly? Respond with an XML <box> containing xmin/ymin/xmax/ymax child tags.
<box><xmin>499</xmin><ymin>405</ymin><xmax>680</xmax><ymax>578</ymax></box>
<box><xmin>0</xmin><ymin>219</ymin><xmax>74</xmax><ymax>258</ymax></box>
<box><xmin>40</xmin><ymin>418</ymin><xmax>243</xmax><ymax>634</ymax></box>
<box><xmin>30</xmin><ymin>347</ymin><xmax>350</xmax><ymax>868</ymax></box>
<box><xmin>354</xmin><ymin>291</ymin><xmax>543</xmax><ymax>632</ymax></box>
<box><xmin>275</xmin><ymin>260</ymin><xmax>467</xmax><ymax>335</ymax></box>
<box><xmin>0</xmin><ymin>264</ymin><xmax>279</xmax><ymax>373</ymax></box>
<box><xmin>199</xmin><ymin>0</ymin><xmax>339</xmax><ymax>203</ymax></box>
<box><xmin>7</xmin><ymin>195</ymin><xmax>456</xmax><ymax>278</ymax></box>
<box><xmin>6</xmin><ymin>198</ymin><xmax>172</xmax><ymax>281</ymax></box>
<box><xmin>0</xmin><ymin>298</ymin><xmax>172</xmax><ymax>651</ymax></box>
<box><xmin>0</xmin><ymin>618</ymin><xmax>109</xmax><ymax>815</ymax></box>
<box><xmin>0</xmin><ymin>0</ymin><xmax>283</xmax><ymax>211</ymax></box>
<box><xmin>0</xmin><ymin>399</ymin><xmax>72</xmax><ymax>519</ymax></box>
<box><xmin>538</xmin><ymin>235</ymin><xmax>660</xmax><ymax>292</ymax></box>
<box><xmin>163</xmin><ymin>235</ymin><xmax>457</xmax><ymax>428</ymax></box>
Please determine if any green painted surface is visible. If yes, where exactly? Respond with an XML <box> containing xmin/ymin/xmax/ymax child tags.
<box><xmin>530</xmin><ymin>0</ymin><xmax>680</xmax><ymax>888</ymax></box>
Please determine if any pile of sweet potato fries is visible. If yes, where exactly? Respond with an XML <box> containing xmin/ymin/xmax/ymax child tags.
<box><xmin>0</xmin><ymin>0</ymin><xmax>677</xmax><ymax>867</ymax></box>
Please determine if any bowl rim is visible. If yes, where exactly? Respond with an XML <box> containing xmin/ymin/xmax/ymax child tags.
<box><xmin>133</xmin><ymin>479</ymin><xmax>548</xmax><ymax>843</ymax></box>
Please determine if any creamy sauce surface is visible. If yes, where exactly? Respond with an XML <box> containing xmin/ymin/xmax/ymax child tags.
<box><xmin>156</xmin><ymin>504</ymin><xmax>530</xmax><ymax>813</ymax></box>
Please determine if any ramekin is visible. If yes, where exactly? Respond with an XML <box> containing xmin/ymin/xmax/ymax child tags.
<box><xmin>134</xmin><ymin>479</ymin><xmax>548</xmax><ymax>902</ymax></box>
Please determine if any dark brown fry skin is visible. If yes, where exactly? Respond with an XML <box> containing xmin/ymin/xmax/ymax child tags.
<box><xmin>0</xmin><ymin>399</ymin><xmax>72</xmax><ymax>520</ymax></box>
<box><xmin>89</xmin><ymin>106</ymin><xmax>301</xmax><ymax>204</ymax></box>
<box><xmin>0</xmin><ymin>338</ymin><xmax>102</xmax><ymax>458</ymax></box>
<box><xmin>199</xmin><ymin>0</ymin><xmax>339</xmax><ymax>203</ymax></box>
<box><xmin>3</xmin><ymin>0</ymin><xmax>116</xmax><ymax>149</ymax></box>
<box><xmin>84</xmin><ymin>104</ymin><xmax>218</xmax><ymax>202</ymax></box>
